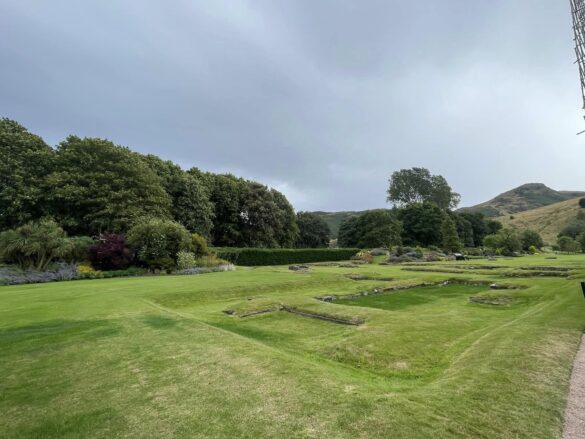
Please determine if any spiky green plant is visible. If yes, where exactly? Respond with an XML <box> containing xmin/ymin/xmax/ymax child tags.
<box><xmin>0</xmin><ymin>219</ymin><xmax>73</xmax><ymax>270</ymax></box>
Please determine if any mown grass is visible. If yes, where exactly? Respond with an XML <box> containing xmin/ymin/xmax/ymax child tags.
<box><xmin>0</xmin><ymin>254</ymin><xmax>584</xmax><ymax>438</ymax></box>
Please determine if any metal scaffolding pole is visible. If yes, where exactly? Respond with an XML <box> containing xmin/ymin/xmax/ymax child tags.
<box><xmin>571</xmin><ymin>0</ymin><xmax>585</xmax><ymax>121</ymax></box>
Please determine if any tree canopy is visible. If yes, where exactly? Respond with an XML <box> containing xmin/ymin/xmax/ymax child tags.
<box><xmin>0</xmin><ymin>118</ymin><xmax>55</xmax><ymax>230</ymax></box>
<box><xmin>338</xmin><ymin>210</ymin><xmax>402</xmax><ymax>248</ymax></box>
<box><xmin>46</xmin><ymin>136</ymin><xmax>172</xmax><ymax>235</ymax></box>
<box><xmin>387</xmin><ymin>167</ymin><xmax>460</xmax><ymax>210</ymax></box>
<box><xmin>295</xmin><ymin>212</ymin><xmax>331</xmax><ymax>248</ymax></box>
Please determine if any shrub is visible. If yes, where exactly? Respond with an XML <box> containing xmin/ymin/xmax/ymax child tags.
<box><xmin>191</xmin><ymin>233</ymin><xmax>209</xmax><ymax>257</ymax></box>
<box><xmin>0</xmin><ymin>219</ymin><xmax>73</xmax><ymax>271</ymax></box>
<box><xmin>520</xmin><ymin>230</ymin><xmax>544</xmax><ymax>251</ymax></box>
<box><xmin>352</xmin><ymin>251</ymin><xmax>374</xmax><ymax>264</ymax></box>
<box><xmin>194</xmin><ymin>254</ymin><xmax>230</xmax><ymax>267</ymax></box>
<box><xmin>0</xmin><ymin>262</ymin><xmax>79</xmax><ymax>286</ymax></box>
<box><xmin>66</xmin><ymin>236</ymin><xmax>95</xmax><ymax>262</ymax></box>
<box><xmin>177</xmin><ymin>251</ymin><xmax>198</xmax><ymax>270</ymax></box>
<box><xmin>558</xmin><ymin>221</ymin><xmax>585</xmax><ymax>239</ymax></box>
<box><xmin>89</xmin><ymin>233</ymin><xmax>133</xmax><ymax>270</ymax></box>
<box><xmin>579</xmin><ymin>198</ymin><xmax>585</xmax><ymax>208</ymax></box>
<box><xmin>127</xmin><ymin>218</ymin><xmax>192</xmax><ymax>264</ymax></box>
<box><xmin>146</xmin><ymin>257</ymin><xmax>175</xmax><ymax>273</ymax></box>
<box><xmin>215</xmin><ymin>248</ymin><xmax>359</xmax><ymax>266</ymax></box>
<box><xmin>557</xmin><ymin>236</ymin><xmax>581</xmax><ymax>253</ymax></box>
<box><xmin>527</xmin><ymin>245</ymin><xmax>538</xmax><ymax>255</ymax></box>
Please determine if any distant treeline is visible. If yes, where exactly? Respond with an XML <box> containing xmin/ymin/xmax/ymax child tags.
<box><xmin>1</xmin><ymin>118</ymin><xmax>322</xmax><ymax>248</ymax></box>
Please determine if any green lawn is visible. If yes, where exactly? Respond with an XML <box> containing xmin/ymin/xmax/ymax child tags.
<box><xmin>1</xmin><ymin>255</ymin><xmax>584</xmax><ymax>438</ymax></box>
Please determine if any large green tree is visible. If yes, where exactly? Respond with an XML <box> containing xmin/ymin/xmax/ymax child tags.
<box><xmin>387</xmin><ymin>167</ymin><xmax>460</xmax><ymax>210</ymax></box>
<box><xmin>295</xmin><ymin>212</ymin><xmax>331</xmax><ymax>248</ymax></box>
<box><xmin>46</xmin><ymin>137</ymin><xmax>171</xmax><ymax>235</ymax></box>
<box><xmin>202</xmin><ymin>173</ymin><xmax>243</xmax><ymax>247</ymax></box>
<box><xmin>441</xmin><ymin>215</ymin><xmax>462</xmax><ymax>253</ymax></box>
<box><xmin>338</xmin><ymin>209</ymin><xmax>402</xmax><ymax>248</ymax></box>
<box><xmin>142</xmin><ymin>157</ymin><xmax>213</xmax><ymax>237</ymax></box>
<box><xmin>0</xmin><ymin>118</ymin><xmax>55</xmax><ymax>230</ymax></box>
<box><xmin>398</xmin><ymin>202</ymin><xmax>445</xmax><ymax>247</ymax></box>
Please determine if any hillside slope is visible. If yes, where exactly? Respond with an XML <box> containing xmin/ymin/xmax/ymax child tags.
<box><xmin>497</xmin><ymin>197</ymin><xmax>583</xmax><ymax>244</ymax></box>
<box><xmin>459</xmin><ymin>183</ymin><xmax>585</xmax><ymax>217</ymax></box>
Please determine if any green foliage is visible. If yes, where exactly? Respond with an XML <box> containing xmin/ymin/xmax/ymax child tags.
<box><xmin>127</xmin><ymin>218</ymin><xmax>192</xmax><ymax>264</ymax></box>
<box><xmin>337</xmin><ymin>210</ymin><xmax>402</xmax><ymax>248</ymax></box>
<box><xmin>177</xmin><ymin>251</ymin><xmax>198</xmax><ymax>270</ymax></box>
<box><xmin>452</xmin><ymin>213</ymin><xmax>474</xmax><ymax>247</ymax></box>
<box><xmin>191</xmin><ymin>233</ymin><xmax>210</xmax><ymax>257</ymax></box>
<box><xmin>557</xmin><ymin>236</ymin><xmax>581</xmax><ymax>253</ymax></box>
<box><xmin>398</xmin><ymin>202</ymin><xmax>445</xmax><ymax>247</ymax></box>
<box><xmin>579</xmin><ymin>198</ymin><xmax>585</xmax><ymax>208</ymax></box>
<box><xmin>142</xmin><ymin>157</ymin><xmax>214</xmax><ymax>237</ymax></box>
<box><xmin>486</xmin><ymin>219</ymin><xmax>503</xmax><ymax>235</ymax></box>
<box><xmin>0</xmin><ymin>219</ymin><xmax>73</xmax><ymax>270</ymax></box>
<box><xmin>295</xmin><ymin>212</ymin><xmax>331</xmax><ymax>248</ymax></box>
<box><xmin>0</xmin><ymin>118</ymin><xmax>55</xmax><ymax>230</ymax></box>
<box><xmin>387</xmin><ymin>167</ymin><xmax>460</xmax><ymax>210</ymax></box>
<box><xmin>483</xmin><ymin>228</ymin><xmax>522</xmax><ymax>256</ymax></box>
<box><xmin>146</xmin><ymin>257</ymin><xmax>176</xmax><ymax>273</ymax></box>
<box><xmin>558</xmin><ymin>220</ymin><xmax>585</xmax><ymax>239</ymax></box>
<box><xmin>215</xmin><ymin>248</ymin><xmax>359</xmax><ymax>266</ymax></box>
<box><xmin>46</xmin><ymin>136</ymin><xmax>171</xmax><ymax>235</ymax></box>
<box><xmin>202</xmin><ymin>173</ymin><xmax>299</xmax><ymax>248</ymax></box>
<box><xmin>527</xmin><ymin>245</ymin><xmax>538</xmax><ymax>254</ymax></box>
<box><xmin>67</xmin><ymin>236</ymin><xmax>95</xmax><ymax>262</ymax></box>
<box><xmin>577</xmin><ymin>232</ymin><xmax>585</xmax><ymax>252</ymax></box>
<box><xmin>441</xmin><ymin>216</ymin><xmax>462</xmax><ymax>253</ymax></box>
<box><xmin>520</xmin><ymin>230</ymin><xmax>544</xmax><ymax>251</ymax></box>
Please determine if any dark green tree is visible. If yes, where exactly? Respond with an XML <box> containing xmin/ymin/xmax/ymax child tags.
<box><xmin>485</xmin><ymin>219</ymin><xmax>503</xmax><ymax>235</ymax></box>
<box><xmin>271</xmin><ymin>189</ymin><xmax>299</xmax><ymax>248</ymax></box>
<box><xmin>520</xmin><ymin>229</ymin><xmax>544</xmax><ymax>250</ymax></box>
<box><xmin>0</xmin><ymin>119</ymin><xmax>55</xmax><ymax>230</ymax></box>
<box><xmin>459</xmin><ymin>212</ymin><xmax>490</xmax><ymax>247</ymax></box>
<box><xmin>398</xmin><ymin>202</ymin><xmax>445</xmax><ymax>247</ymax></box>
<box><xmin>295</xmin><ymin>212</ymin><xmax>331</xmax><ymax>248</ymax></box>
<box><xmin>452</xmin><ymin>213</ymin><xmax>474</xmax><ymax>247</ymax></box>
<box><xmin>201</xmin><ymin>173</ymin><xmax>243</xmax><ymax>247</ymax></box>
<box><xmin>557</xmin><ymin>235</ymin><xmax>581</xmax><ymax>253</ymax></box>
<box><xmin>338</xmin><ymin>210</ymin><xmax>402</xmax><ymax>248</ymax></box>
<box><xmin>142</xmin><ymin>156</ymin><xmax>214</xmax><ymax>237</ymax></box>
<box><xmin>46</xmin><ymin>137</ymin><xmax>171</xmax><ymax>235</ymax></box>
<box><xmin>387</xmin><ymin>167</ymin><xmax>460</xmax><ymax>210</ymax></box>
<box><xmin>441</xmin><ymin>216</ymin><xmax>462</xmax><ymax>253</ymax></box>
<box><xmin>558</xmin><ymin>221</ymin><xmax>585</xmax><ymax>239</ymax></box>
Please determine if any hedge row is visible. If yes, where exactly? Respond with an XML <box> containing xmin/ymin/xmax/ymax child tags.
<box><xmin>214</xmin><ymin>248</ymin><xmax>359</xmax><ymax>266</ymax></box>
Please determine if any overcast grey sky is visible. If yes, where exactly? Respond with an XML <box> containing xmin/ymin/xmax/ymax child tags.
<box><xmin>1</xmin><ymin>1</ymin><xmax>583</xmax><ymax>211</ymax></box>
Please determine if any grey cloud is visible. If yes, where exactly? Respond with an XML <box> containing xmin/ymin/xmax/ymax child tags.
<box><xmin>0</xmin><ymin>0</ymin><xmax>583</xmax><ymax>211</ymax></box>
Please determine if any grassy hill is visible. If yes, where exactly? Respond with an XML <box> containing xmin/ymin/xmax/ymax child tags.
<box><xmin>497</xmin><ymin>197</ymin><xmax>584</xmax><ymax>244</ymax></box>
<box><xmin>459</xmin><ymin>183</ymin><xmax>585</xmax><ymax>217</ymax></box>
<box><xmin>310</xmin><ymin>210</ymin><xmax>368</xmax><ymax>238</ymax></box>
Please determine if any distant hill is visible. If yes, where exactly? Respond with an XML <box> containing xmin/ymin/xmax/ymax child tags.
<box><xmin>310</xmin><ymin>211</ymin><xmax>368</xmax><ymax>238</ymax></box>
<box><xmin>458</xmin><ymin>183</ymin><xmax>585</xmax><ymax>217</ymax></box>
<box><xmin>497</xmin><ymin>197</ymin><xmax>584</xmax><ymax>244</ymax></box>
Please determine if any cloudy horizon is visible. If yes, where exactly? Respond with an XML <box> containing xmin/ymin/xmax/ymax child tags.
<box><xmin>1</xmin><ymin>1</ymin><xmax>584</xmax><ymax>212</ymax></box>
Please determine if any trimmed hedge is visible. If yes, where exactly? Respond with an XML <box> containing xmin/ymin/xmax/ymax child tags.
<box><xmin>214</xmin><ymin>248</ymin><xmax>359</xmax><ymax>266</ymax></box>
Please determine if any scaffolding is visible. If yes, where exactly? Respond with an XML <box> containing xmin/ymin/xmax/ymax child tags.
<box><xmin>571</xmin><ymin>0</ymin><xmax>585</xmax><ymax>118</ymax></box>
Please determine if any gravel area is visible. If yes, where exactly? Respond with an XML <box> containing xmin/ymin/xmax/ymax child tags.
<box><xmin>564</xmin><ymin>333</ymin><xmax>585</xmax><ymax>439</ymax></box>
